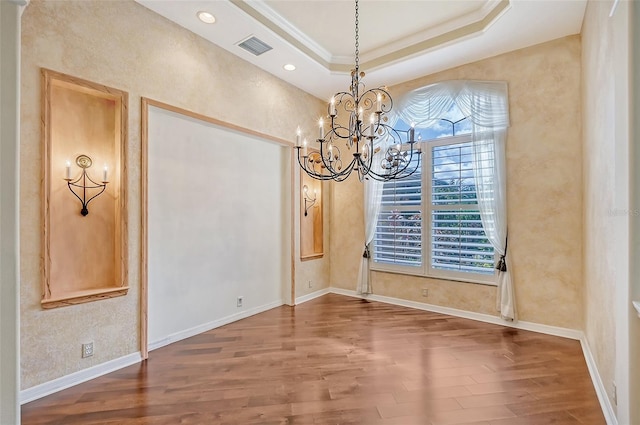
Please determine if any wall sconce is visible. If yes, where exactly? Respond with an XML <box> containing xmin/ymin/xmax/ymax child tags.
<box><xmin>302</xmin><ymin>184</ymin><xmax>317</xmax><ymax>217</ymax></box>
<box><xmin>64</xmin><ymin>154</ymin><xmax>108</xmax><ymax>216</ymax></box>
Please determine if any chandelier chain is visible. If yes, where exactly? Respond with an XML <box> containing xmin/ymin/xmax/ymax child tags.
<box><xmin>354</xmin><ymin>0</ymin><xmax>359</xmax><ymax>72</ymax></box>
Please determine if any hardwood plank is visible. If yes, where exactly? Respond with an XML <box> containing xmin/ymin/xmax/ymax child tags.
<box><xmin>21</xmin><ymin>294</ymin><xmax>605</xmax><ymax>424</ymax></box>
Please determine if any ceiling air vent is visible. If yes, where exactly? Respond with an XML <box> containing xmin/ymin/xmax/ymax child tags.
<box><xmin>237</xmin><ymin>36</ymin><xmax>273</xmax><ymax>56</ymax></box>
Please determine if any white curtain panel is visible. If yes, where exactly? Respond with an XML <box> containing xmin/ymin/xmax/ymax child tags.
<box><xmin>392</xmin><ymin>80</ymin><xmax>516</xmax><ymax>321</ymax></box>
<box><xmin>356</xmin><ymin>138</ymin><xmax>386</xmax><ymax>295</ymax></box>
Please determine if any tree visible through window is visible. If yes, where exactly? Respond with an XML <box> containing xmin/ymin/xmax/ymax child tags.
<box><xmin>373</xmin><ymin>104</ymin><xmax>495</xmax><ymax>282</ymax></box>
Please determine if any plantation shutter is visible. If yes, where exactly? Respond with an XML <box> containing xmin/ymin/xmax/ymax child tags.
<box><xmin>430</xmin><ymin>142</ymin><xmax>494</xmax><ymax>274</ymax></box>
<box><xmin>373</xmin><ymin>157</ymin><xmax>422</xmax><ymax>267</ymax></box>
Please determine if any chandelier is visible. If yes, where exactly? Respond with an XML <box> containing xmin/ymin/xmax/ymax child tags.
<box><xmin>295</xmin><ymin>0</ymin><xmax>421</xmax><ymax>182</ymax></box>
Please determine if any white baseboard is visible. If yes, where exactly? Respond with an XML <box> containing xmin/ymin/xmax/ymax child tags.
<box><xmin>329</xmin><ymin>287</ymin><xmax>583</xmax><ymax>340</ymax></box>
<box><xmin>148</xmin><ymin>299</ymin><xmax>284</xmax><ymax>352</ymax></box>
<box><xmin>580</xmin><ymin>336</ymin><xmax>618</xmax><ymax>425</ymax></box>
<box><xmin>295</xmin><ymin>288</ymin><xmax>330</xmax><ymax>305</ymax></box>
<box><xmin>20</xmin><ymin>352</ymin><xmax>143</xmax><ymax>404</ymax></box>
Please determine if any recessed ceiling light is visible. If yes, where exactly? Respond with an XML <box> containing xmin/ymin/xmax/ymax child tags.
<box><xmin>283</xmin><ymin>64</ymin><xmax>296</xmax><ymax>71</ymax></box>
<box><xmin>197</xmin><ymin>11</ymin><xmax>216</xmax><ymax>24</ymax></box>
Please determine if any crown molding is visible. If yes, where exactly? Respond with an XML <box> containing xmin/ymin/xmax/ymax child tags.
<box><xmin>235</xmin><ymin>0</ymin><xmax>510</xmax><ymax>75</ymax></box>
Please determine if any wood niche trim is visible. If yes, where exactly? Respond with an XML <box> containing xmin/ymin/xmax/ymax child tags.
<box><xmin>41</xmin><ymin>69</ymin><xmax>129</xmax><ymax>309</ymax></box>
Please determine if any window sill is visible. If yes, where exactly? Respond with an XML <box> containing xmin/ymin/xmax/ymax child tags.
<box><xmin>370</xmin><ymin>266</ymin><xmax>497</xmax><ymax>287</ymax></box>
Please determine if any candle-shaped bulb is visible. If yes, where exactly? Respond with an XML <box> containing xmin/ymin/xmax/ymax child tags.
<box><xmin>376</xmin><ymin>93</ymin><xmax>382</xmax><ymax>112</ymax></box>
<box><xmin>103</xmin><ymin>165</ymin><xmax>108</xmax><ymax>182</ymax></box>
<box><xmin>319</xmin><ymin>118</ymin><xmax>324</xmax><ymax>139</ymax></box>
<box><xmin>328</xmin><ymin>144</ymin><xmax>333</xmax><ymax>161</ymax></box>
<box><xmin>330</xmin><ymin>97</ymin><xmax>336</xmax><ymax>116</ymax></box>
<box><xmin>409</xmin><ymin>122</ymin><xmax>415</xmax><ymax>142</ymax></box>
<box><xmin>65</xmin><ymin>160</ymin><xmax>71</xmax><ymax>180</ymax></box>
<box><xmin>369</xmin><ymin>114</ymin><xmax>375</xmax><ymax>137</ymax></box>
<box><xmin>296</xmin><ymin>127</ymin><xmax>301</xmax><ymax>146</ymax></box>
<box><xmin>358</xmin><ymin>107</ymin><xmax>363</xmax><ymax>122</ymax></box>
<box><xmin>302</xmin><ymin>139</ymin><xmax>308</xmax><ymax>157</ymax></box>
<box><xmin>303</xmin><ymin>185</ymin><xmax>308</xmax><ymax>194</ymax></box>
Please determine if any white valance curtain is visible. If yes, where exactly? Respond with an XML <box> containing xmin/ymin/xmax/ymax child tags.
<box><xmin>390</xmin><ymin>80</ymin><xmax>516</xmax><ymax>321</ymax></box>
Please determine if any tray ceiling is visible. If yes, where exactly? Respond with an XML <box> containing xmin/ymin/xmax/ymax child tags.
<box><xmin>136</xmin><ymin>0</ymin><xmax>587</xmax><ymax>100</ymax></box>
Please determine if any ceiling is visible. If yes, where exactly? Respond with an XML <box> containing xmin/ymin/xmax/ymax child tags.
<box><xmin>136</xmin><ymin>0</ymin><xmax>587</xmax><ymax>100</ymax></box>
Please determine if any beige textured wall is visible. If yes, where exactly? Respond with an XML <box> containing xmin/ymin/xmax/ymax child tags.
<box><xmin>330</xmin><ymin>174</ymin><xmax>364</xmax><ymax>291</ymax></box>
<box><xmin>330</xmin><ymin>36</ymin><xmax>584</xmax><ymax>330</ymax></box>
<box><xmin>582</xmin><ymin>0</ymin><xmax>630</xmax><ymax>413</ymax></box>
<box><xmin>21</xmin><ymin>0</ymin><xmax>325</xmax><ymax>389</ymax></box>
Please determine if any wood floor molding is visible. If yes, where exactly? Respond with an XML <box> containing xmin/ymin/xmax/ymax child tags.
<box><xmin>580</xmin><ymin>336</ymin><xmax>617</xmax><ymax>425</ymax></box>
<box><xmin>19</xmin><ymin>352</ymin><xmax>142</xmax><ymax>405</ymax></box>
<box><xmin>148</xmin><ymin>299</ymin><xmax>284</xmax><ymax>352</ymax></box>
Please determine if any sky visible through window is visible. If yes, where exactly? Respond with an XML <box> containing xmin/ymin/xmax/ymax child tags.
<box><xmin>397</xmin><ymin>103</ymin><xmax>473</xmax><ymax>183</ymax></box>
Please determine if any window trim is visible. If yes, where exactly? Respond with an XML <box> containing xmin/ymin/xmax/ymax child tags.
<box><xmin>371</xmin><ymin>133</ymin><xmax>498</xmax><ymax>286</ymax></box>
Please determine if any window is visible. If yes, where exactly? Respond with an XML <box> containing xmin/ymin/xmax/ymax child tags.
<box><xmin>373</xmin><ymin>110</ymin><xmax>496</xmax><ymax>284</ymax></box>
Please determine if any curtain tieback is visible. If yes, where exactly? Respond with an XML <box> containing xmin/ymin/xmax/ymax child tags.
<box><xmin>496</xmin><ymin>254</ymin><xmax>507</xmax><ymax>272</ymax></box>
<box><xmin>363</xmin><ymin>246</ymin><xmax>370</xmax><ymax>259</ymax></box>
<box><xmin>495</xmin><ymin>233</ymin><xmax>508</xmax><ymax>272</ymax></box>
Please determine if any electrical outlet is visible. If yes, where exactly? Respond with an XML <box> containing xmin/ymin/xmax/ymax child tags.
<box><xmin>308</xmin><ymin>280</ymin><xmax>313</xmax><ymax>289</ymax></box>
<box><xmin>613</xmin><ymin>381</ymin><xmax>617</xmax><ymax>405</ymax></box>
<box><xmin>422</xmin><ymin>289</ymin><xmax>429</xmax><ymax>297</ymax></box>
<box><xmin>237</xmin><ymin>296</ymin><xmax>243</xmax><ymax>308</ymax></box>
<box><xmin>82</xmin><ymin>342</ymin><xmax>94</xmax><ymax>358</ymax></box>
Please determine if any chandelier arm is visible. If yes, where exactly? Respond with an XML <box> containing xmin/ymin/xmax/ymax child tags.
<box><xmin>368</xmin><ymin>148</ymin><xmax>422</xmax><ymax>181</ymax></box>
<box><xmin>333</xmin><ymin>159</ymin><xmax>359</xmax><ymax>182</ymax></box>
<box><xmin>326</xmin><ymin>124</ymin><xmax>353</xmax><ymax>141</ymax></box>
<box><xmin>317</xmin><ymin>140</ymin><xmax>342</xmax><ymax>175</ymax></box>
<box><xmin>297</xmin><ymin>157</ymin><xmax>334</xmax><ymax>181</ymax></box>
<box><xmin>358</xmin><ymin>87</ymin><xmax>394</xmax><ymax>115</ymax></box>
<box><xmin>364</xmin><ymin>158</ymin><xmax>420</xmax><ymax>181</ymax></box>
<box><xmin>296</xmin><ymin>148</ymin><xmax>331</xmax><ymax>180</ymax></box>
<box><xmin>375</xmin><ymin>123</ymin><xmax>403</xmax><ymax>141</ymax></box>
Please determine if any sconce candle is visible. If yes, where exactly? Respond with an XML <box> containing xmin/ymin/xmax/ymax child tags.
<box><xmin>319</xmin><ymin>118</ymin><xmax>324</xmax><ymax>140</ymax></box>
<box><xmin>65</xmin><ymin>160</ymin><xmax>71</xmax><ymax>180</ymax></box>
<box><xmin>302</xmin><ymin>139</ymin><xmax>308</xmax><ymax>157</ymax></box>
<box><xmin>103</xmin><ymin>165</ymin><xmax>108</xmax><ymax>183</ymax></box>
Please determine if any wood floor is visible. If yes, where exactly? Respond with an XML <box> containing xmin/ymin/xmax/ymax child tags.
<box><xmin>21</xmin><ymin>294</ymin><xmax>605</xmax><ymax>425</ymax></box>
